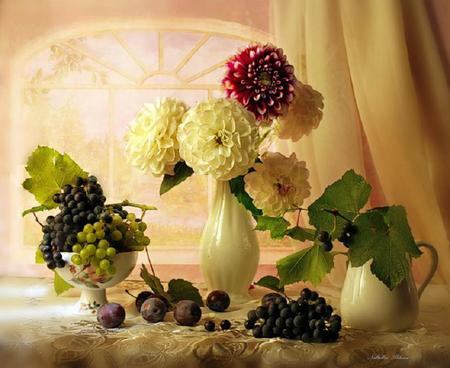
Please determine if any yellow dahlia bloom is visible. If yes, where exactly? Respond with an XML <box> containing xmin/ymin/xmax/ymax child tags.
<box><xmin>177</xmin><ymin>98</ymin><xmax>259</xmax><ymax>181</ymax></box>
<box><xmin>244</xmin><ymin>152</ymin><xmax>311</xmax><ymax>217</ymax></box>
<box><xmin>125</xmin><ymin>98</ymin><xmax>188</xmax><ymax>177</ymax></box>
<box><xmin>277</xmin><ymin>81</ymin><xmax>324</xmax><ymax>142</ymax></box>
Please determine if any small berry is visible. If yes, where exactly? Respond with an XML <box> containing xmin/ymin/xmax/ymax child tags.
<box><xmin>204</xmin><ymin>320</ymin><xmax>215</xmax><ymax>332</ymax></box>
<box><xmin>322</xmin><ymin>240</ymin><xmax>333</xmax><ymax>252</ymax></box>
<box><xmin>247</xmin><ymin>310</ymin><xmax>258</xmax><ymax>322</ymax></box>
<box><xmin>220</xmin><ymin>319</ymin><xmax>231</xmax><ymax>330</ymax></box>
<box><xmin>244</xmin><ymin>320</ymin><xmax>255</xmax><ymax>330</ymax></box>
<box><xmin>252</xmin><ymin>325</ymin><xmax>262</xmax><ymax>338</ymax></box>
<box><xmin>300</xmin><ymin>288</ymin><xmax>311</xmax><ymax>300</ymax></box>
<box><xmin>301</xmin><ymin>331</ymin><xmax>312</xmax><ymax>343</ymax></box>
<box><xmin>262</xmin><ymin>324</ymin><xmax>273</xmax><ymax>338</ymax></box>
<box><xmin>255</xmin><ymin>306</ymin><xmax>268</xmax><ymax>319</ymax></box>
<box><xmin>261</xmin><ymin>293</ymin><xmax>282</xmax><ymax>307</ymax></box>
<box><xmin>317</xmin><ymin>230</ymin><xmax>330</xmax><ymax>243</ymax></box>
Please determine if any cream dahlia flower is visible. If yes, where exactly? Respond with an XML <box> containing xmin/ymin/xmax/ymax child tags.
<box><xmin>244</xmin><ymin>152</ymin><xmax>311</xmax><ymax>217</ymax></box>
<box><xmin>177</xmin><ymin>98</ymin><xmax>259</xmax><ymax>181</ymax></box>
<box><xmin>277</xmin><ymin>81</ymin><xmax>324</xmax><ymax>142</ymax></box>
<box><xmin>125</xmin><ymin>98</ymin><xmax>188</xmax><ymax>177</ymax></box>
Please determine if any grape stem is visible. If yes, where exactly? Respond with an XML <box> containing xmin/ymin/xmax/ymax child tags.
<box><xmin>32</xmin><ymin>212</ymin><xmax>44</xmax><ymax>228</ymax></box>
<box><xmin>106</xmin><ymin>200</ymin><xmax>157</xmax><ymax>213</ymax></box>
<box><xmin>125</xmin><ymin>289</ymin><xmax>137</xmax><ymax>299</ymax></box>
<box><xmin>145</xmin><ymin>246</ymin><xmax>156</xmax><ymax>277</ymax></box>
<box><xmin>322</xmin><ymin>208</ymin><xmax>353</xmax><ymax>223</ymax></box>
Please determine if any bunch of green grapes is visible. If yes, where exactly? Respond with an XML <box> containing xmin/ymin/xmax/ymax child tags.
<box><xmin>70</xmin><ymin>206</ymin><xmax>150</xmax><ymax>276</ymax></box>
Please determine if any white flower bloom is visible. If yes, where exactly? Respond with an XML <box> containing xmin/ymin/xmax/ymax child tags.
<box><xmin>277</xmin><ymin>81</ymin><xmax>324</xmax><ymax>142</ymax></box>
<box><xmin>125</xmin><ymin>98</ymin><xmax>188</xmax><ymax>177</ymax></box>
<box><xmin>244</xmin><ymin>152</ymin><xmax>311</xmax><ymax>217</ymax></box>
<box><xmin>177</xmin><ymin>98</ymin><xmax>259</xmax><ymax>181</ymax></box>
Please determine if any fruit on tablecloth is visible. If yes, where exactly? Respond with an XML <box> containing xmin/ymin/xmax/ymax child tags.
<box><xmin>261</xmin><ymin>292</ymin><xmax>282</xmax><ymax>307</ymax></box>
<box><xmin>220</xmin><ymin>319</ymin><xmax>231</xmax><ymax>330</ymax></box>
<box><xmin>141</xmin><ymin>297</ymin><xmax>167</xmax><ymax>323</ymax></box>
<box><xmin>125</xmin><ymin>290</ymin><xmax>154</xmax><ymax>311</ymax></box>
<box><xmin>246</xmin><ymin>288</ymin><xmax>341</xmax><ymax>342</ymax></box>
<box><xmin>204</xmin><ymin>320</ymin><xmax>216</xmax><ymax>332</ymax></box>
<box><xmin>97</xmin><ymin>303</ymin><xmax>126</xmax><ymax>328</ymax></box>
<box><xmin>173</xmin><ymin>300</ymin><xmax>202</xmax><ymax>326</ymax></box>
<box><xmin>206</xmin><ymin>290</ymin><xmax>230</xmax><ymax>312</ymax></box>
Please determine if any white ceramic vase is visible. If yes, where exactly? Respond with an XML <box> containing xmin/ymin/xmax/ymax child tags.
<box><xmin>56</xmin><ymin>251</ymin><xmax>138</xmax><ymax>314</ymax></box>
<box><xmin>200</xmin><ymin>180</ymin><xmax>260</xmax><ymax>303</ymax></box>
<box><xmin>340</xmin><ymin>242</ymin><xmax>438</xmax><ymax>332</ymax></box>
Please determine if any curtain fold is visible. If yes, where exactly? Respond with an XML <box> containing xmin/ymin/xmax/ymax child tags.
<box><xmin>273</xmin><ymin>0</ymin><xmax>450</xmax><ymax>286</ymax></box>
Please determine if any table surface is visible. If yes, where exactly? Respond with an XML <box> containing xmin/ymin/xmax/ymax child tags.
<box><xmin>0</xmin><ymin>277</ymin><xmax>449</xmax><ymax>368</ymax></box>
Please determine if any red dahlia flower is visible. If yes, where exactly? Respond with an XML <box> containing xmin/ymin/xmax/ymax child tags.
<box><xmin>222</xmin><ymin>44</ymin><xmax>296</xmax><ymax>122</ymax></box>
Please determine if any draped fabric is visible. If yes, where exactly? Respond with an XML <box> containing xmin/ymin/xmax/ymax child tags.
<box><xmin>272</xmin><ymin>0</ymin><xmax>450</xmax><ymax>286</ymax></box>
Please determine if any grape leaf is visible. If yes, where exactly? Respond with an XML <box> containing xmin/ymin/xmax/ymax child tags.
<box><xmin>229</xmin><ymin>175</ymin><xmax>262</xmax><ymax>218</ymax></box>
<box><xmin>254</xmin><ymin>275</ymin><xmax>284</xmax><ymax>293</ymax></box>
<box><xmin>348</xmin><ymin>205</ymin><xmax>421</xmax><ymax>290</ymax></box>
<box><xmin>23</xmin><ymin>146</ymin><xmax>88</xmax><ymax>208</ymax></box>
<box><xmin>308</xmin><ymin>170</ymin><xmax>371</xmax><ymax>238</ymax></box>
<box><xmin>54</xmin><ymin>271</ymin><xmax>73</xmax><ymax>295</ymax></box>
<box><xmin>167</xmin><ymin>279</ymin><xmax>204</xmax><ymax>306</ymax></box>
<box><xmin>255</xmin><ymin>216</ymin><xmax>289</xmax><ymax>239</ymax></box>
<box><xmin>160</xmin><ymin>161</ymin><xmax>194</xmax><ymax>195</ymax></box>
<box><xmin>140</xmin><ymin>265</ymin><xmax>168</xmax><ymax>297</ymax></box>
<box><xmin>285</xmin><ymin>226</ymin><xmax>316</xmax><ymax>242</ymax></box>
<box><xmin>23</xmin><ymin>205</ymin><xmax>51</xmax><ymax>217</ymax></box>
<box><xmin>35</xmin><ymin>249</ymin><xmax>44</xmax><ymax>264</ymax></box>
<box><xmin>276</xmin><ymin>244</ymin><xmax>335</xmax><ymax>286</ymax></box>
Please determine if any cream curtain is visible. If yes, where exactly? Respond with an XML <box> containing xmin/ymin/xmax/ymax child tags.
<box><xmin>273</xmin><ymin>0</ymin><xmax>450</xmax><ymax>286</ymax></box>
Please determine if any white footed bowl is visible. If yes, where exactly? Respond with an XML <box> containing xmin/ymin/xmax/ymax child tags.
<box><xmin>56</xmin><ymin>251</ymin><xmax>138</xmax><ymax>314</ymax></box>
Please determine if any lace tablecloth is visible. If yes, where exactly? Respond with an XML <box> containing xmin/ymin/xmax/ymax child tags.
<box><xmin>0</xmin><ymin>277</ymin><xmax>449</xmax><ymax>368</ymax></box>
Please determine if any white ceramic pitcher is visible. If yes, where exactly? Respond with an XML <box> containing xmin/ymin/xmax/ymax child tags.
<box><xmin>340</xmin><ymin>242</ymin><xmax>438</xmax><ymax>332</ymax></box>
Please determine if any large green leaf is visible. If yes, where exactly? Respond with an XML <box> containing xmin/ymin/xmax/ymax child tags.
<box><xmin>23</xmin><ymin>146</ymin><xmax>88</xmax><ymax>208</ymax></box>
<box><xmin>160</xmin><ymin>161</ymin><xmax>194</xmax><ymax>195</ymax></box>
<box><xmin>255</xmin><ymin>216</ymin><xmax>290</xmax><ymax>239</ymax></box>
<box><xmin>285</xmin><ymin>226</ymin><xmax>316</xmax><ymax>242</ymax></box>
<box><xmin>277</xmin><ymin>244</ymin><xmax>335</xmax><ymax>286</ymax></box>
<box><xmin>167</xmin><ymin>279</ymin><xmax>204</xmax><ymax>306</ymax></box>
<box><xmin>254</xmin><ymin>275</ymin><xmax>284</xmax><ymax>293</ymax></box>
<box><xmin>54</xmin><ymin>272</ymin><xmax>73</xmax><ymax>295</ymax></box>
<box><xmin>308</xmin><ymin>170</ymin><xmax>371</xmax><ymax>238</ymax></box>
<box><xmin>229</xmin><ymin>175</ymin><xmax>262</xmax><ymax>218</ymax></box>
<box><xmin>348</xmin><ymin>205</ymin><xmax>421</xmax><ymax>290</ymax></box>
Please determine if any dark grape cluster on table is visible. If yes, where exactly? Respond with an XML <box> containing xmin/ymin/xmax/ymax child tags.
<box><xmin>38</xmin><ymin>175</ymin><xmax>150</xmax><ymax>274</ymax></box>
<box><xmin>245</xmin><ymin>288</ymin><xmax>342</xmax><ymax>342</ymax></box>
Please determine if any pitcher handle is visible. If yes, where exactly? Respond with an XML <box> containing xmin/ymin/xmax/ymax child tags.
<box><xmin>415</xmin><ymin>241</ymin><xmax>439</xmax><ymax>299</ymax></box>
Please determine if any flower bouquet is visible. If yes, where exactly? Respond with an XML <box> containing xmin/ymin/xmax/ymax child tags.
<box><xmin>125</xmin><ymin>44</ymin><xmax>324</xmax><ymax>300</ymax></box>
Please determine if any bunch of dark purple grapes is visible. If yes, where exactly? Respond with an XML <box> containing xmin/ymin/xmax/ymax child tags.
<box><xmin>39</xmin><ymin>176</ymin><xmax>106</xmax><ymax>270</ymax></box>
<box><xmin>245</xmin><ymin>288</ymin><xmax>342</xmax><ymax>342</ymax></box>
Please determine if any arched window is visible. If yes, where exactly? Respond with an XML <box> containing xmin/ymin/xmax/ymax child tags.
<box><xmin>10</xmin><ymin>21</ymin><xmax>293</xmax><ymax>276</ymax></box>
